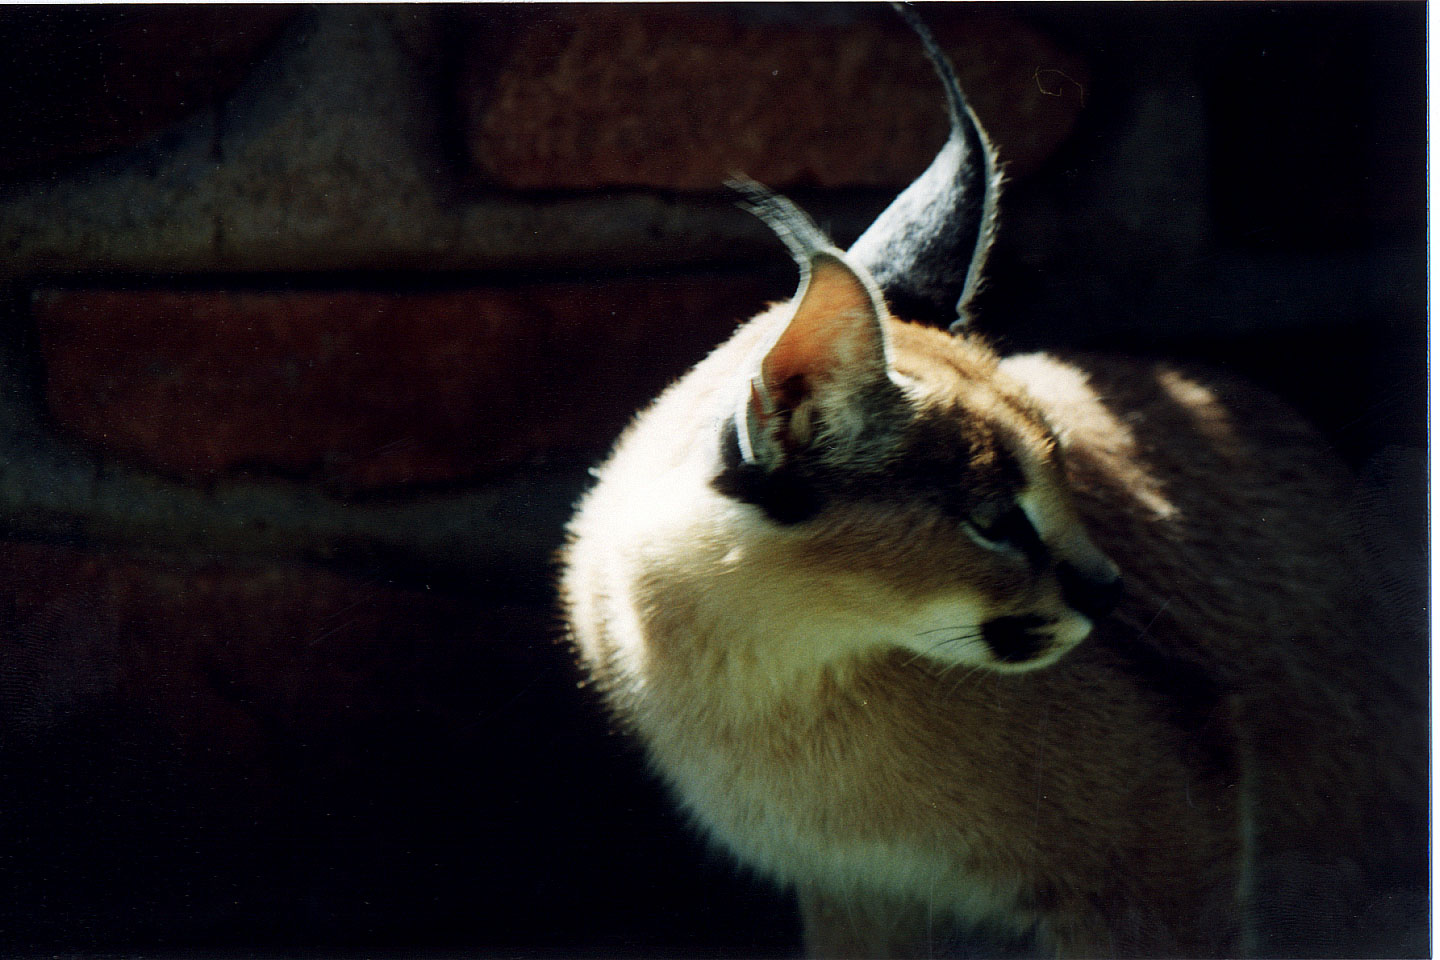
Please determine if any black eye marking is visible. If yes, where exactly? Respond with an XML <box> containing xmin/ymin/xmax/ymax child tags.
<box><xmin>966</xmin><ymin>504</ymin><xmax>1047</xmax><ymax>565</ymax></box>
<box><xmin>712</xmin><ymin>417</ymin><xmax>825</xmax><ymax>525</ymax></box>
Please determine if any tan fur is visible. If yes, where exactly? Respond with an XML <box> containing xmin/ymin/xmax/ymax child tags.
<box><xmin>561</xmin><ymin>277</ymin><xmax>1426</xmax><ymax>956</ymax></box>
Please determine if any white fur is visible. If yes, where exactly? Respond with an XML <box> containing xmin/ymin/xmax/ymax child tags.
<box><xmin>563</xmin><ymin>310</ymin><xmax>1117</xmax><ymax>947</ymax></box>
<box><xmin>566</xmin><ymin>420</ymin><xmax>1071</xmax><ymax>941</ymax></box>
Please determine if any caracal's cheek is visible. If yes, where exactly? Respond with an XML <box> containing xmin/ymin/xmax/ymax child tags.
<box><xmin>892</xmin><ymin>594</ymin><xmax>992</xmax><ymax>666</ymax></box>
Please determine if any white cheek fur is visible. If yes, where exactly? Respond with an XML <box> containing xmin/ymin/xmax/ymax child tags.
<box><xmin>889</xmin><ymin>594</ymin><xmax>991</xmax><ymax>666</ymax></box>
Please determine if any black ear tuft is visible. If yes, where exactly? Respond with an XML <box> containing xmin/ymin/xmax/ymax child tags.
<box><xmin>728</xmin><ymin>174</ymin><xmax>836</xmax><ymax>268</ymax></box>
<box><xmin>847</xmin><ymin>4</ymin><xmax>1000</xmax><ymax>332</ymax></box>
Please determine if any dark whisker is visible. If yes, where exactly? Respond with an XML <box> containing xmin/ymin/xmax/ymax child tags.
<box><xmin>902</xmin><ymin>630</ymin><xmax>983</xmax><ymax>667</ymax></box>
<box><xmin>917</xmin><ymin>624</ymin><xmax>982</xmax><ymax>636</ymax></box>
<box><xmin>925</xmin><ymin>632</ymin><xmax>982</xmax><ymax>652</ymax></box>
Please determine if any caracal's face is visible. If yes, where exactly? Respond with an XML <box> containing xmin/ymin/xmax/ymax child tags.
<box><xmin>717</xmin><ymin>318</ymin><xmax>1121</xmax><ymax>674</ymax></box>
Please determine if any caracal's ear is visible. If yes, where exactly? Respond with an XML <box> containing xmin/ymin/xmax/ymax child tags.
<box><xmin>729</xmin><ymin>178</ymin><xmax>893</xmax><ymax>471</ymax></box>
<box><xmin>847</xmin><ymin>2</ymin><xmax>1001</xmax><ymax>333</ymax></box>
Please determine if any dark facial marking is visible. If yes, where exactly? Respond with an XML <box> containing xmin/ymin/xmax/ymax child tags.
<box><xmin>712</xmin><ymin>417</ymin><xmax>825</xmax><ymax>524</ymax></box>
<box><xmin>972</xmin><ymin>505</ymin><xmax>1047</xmax><ymax>566</ymax></box>
<box><xmin>981</xmin><ymin>615</ymin><xmax>1048</xmax><ymax>663</ymax></box>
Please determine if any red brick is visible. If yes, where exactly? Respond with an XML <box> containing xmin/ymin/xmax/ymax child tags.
<box><xmin>34</xmin><ymin>275</ymin><xmax>783</xmax><ymax>490</ymax></box>
<box><xmin>462</xmin><ymin>7</ymin><xmax>1088</xmax><ymax>191</ymax></box>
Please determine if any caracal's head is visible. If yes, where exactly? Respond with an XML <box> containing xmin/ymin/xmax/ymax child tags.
<box><xmin>709</xmin><ymin>185</ymin><xmax>1119</xmax><ymax>674</ymax></box>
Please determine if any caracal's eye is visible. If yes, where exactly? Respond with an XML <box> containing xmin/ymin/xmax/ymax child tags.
<box><xmin>964</xmin><ymin>502</ymin><xmax>1039</xmax><ymax>556</ymax></box>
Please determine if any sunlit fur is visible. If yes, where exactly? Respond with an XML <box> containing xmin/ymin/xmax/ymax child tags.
<box><xmin>561</xmin><ymin>279</ymin><xmax>1426</xmax><ymax>956</ymax></box>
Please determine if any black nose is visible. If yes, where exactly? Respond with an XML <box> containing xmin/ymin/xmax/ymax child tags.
<box><xmin>1057</xmin><ymin>562</ymin><xmax>1122</xmax><ymax>621</ymax></box>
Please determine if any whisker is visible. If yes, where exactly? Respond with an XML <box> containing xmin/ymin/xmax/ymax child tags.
<box><xmin>931</xmin><ymin>632</ymin><xmax>983</xmax><ymax>648</ymax></box>
<box><xmin>902</xmin><ymin>645</ymin><xmax>938</xmax><ymax>667</ymax></box>
<box><xmin>916</xmin><ymin>624</ymin><xmax>981</xmax><ymax>637</ymax></box>
<box><xmin>929</xmin><ymin>636</ymin><xmax>986</xmax><ymax>663</ymax></box>
<box><xmin>944</xmin><ymin>659</ymin><xmax>991</xmax><ymax>696</ymax></box>
<box><xmin>1115</xmin><ymin>598</ymin><xmax>1172</xmax><ymax>643</ymax></box>
<box><xmin>903</xmin><ymin>630</ymin><xmax>983</xmax><ymax>667</ymax></box>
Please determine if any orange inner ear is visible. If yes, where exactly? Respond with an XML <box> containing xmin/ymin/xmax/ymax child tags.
<box><xmin>761</xmin><ymin>254</ymin><xmax>885</xmax><ymax>396</ymax></box>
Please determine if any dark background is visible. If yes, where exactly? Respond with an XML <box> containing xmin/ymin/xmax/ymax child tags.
<box><xmin>0</xmin><ymin>4</ymin><xmax>1425</xmax><ymax>957</ymax></box>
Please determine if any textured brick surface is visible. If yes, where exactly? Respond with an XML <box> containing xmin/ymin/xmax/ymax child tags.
<box><xmin>0</xmin><ymin>8</ymin><xmax>832</xmax><ymax>281</ymax></box>
<box><xmin>463</xmin><ymin>7</ymin><xmax>1088</xmax><ymax>190</ymax></box>
<box><xmin>34</xmin><ymin>274</ymin><xmax>783</xmax><ymax>489</ymax></box>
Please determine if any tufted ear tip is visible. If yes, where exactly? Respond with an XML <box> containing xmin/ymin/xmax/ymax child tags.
<box><xmin>847</xmin><ymin>5</ymin><xmax>999</xmax><ymax>334</ymax></box>
<box><xmin>732</xmin><ymin>236</ymin><xmax>893</xmax><ymax>475</ymax></box>
<box><xmin>728</xmin><ymin>175</ymin><xmax>838</xmax><ymax>270</ymax></box>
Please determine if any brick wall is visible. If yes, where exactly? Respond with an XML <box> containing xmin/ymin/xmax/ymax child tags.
<box><xmin>0</xmin><ymin>4</ymin><xmax>1424</xmax><ymax>956</ymax></box>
